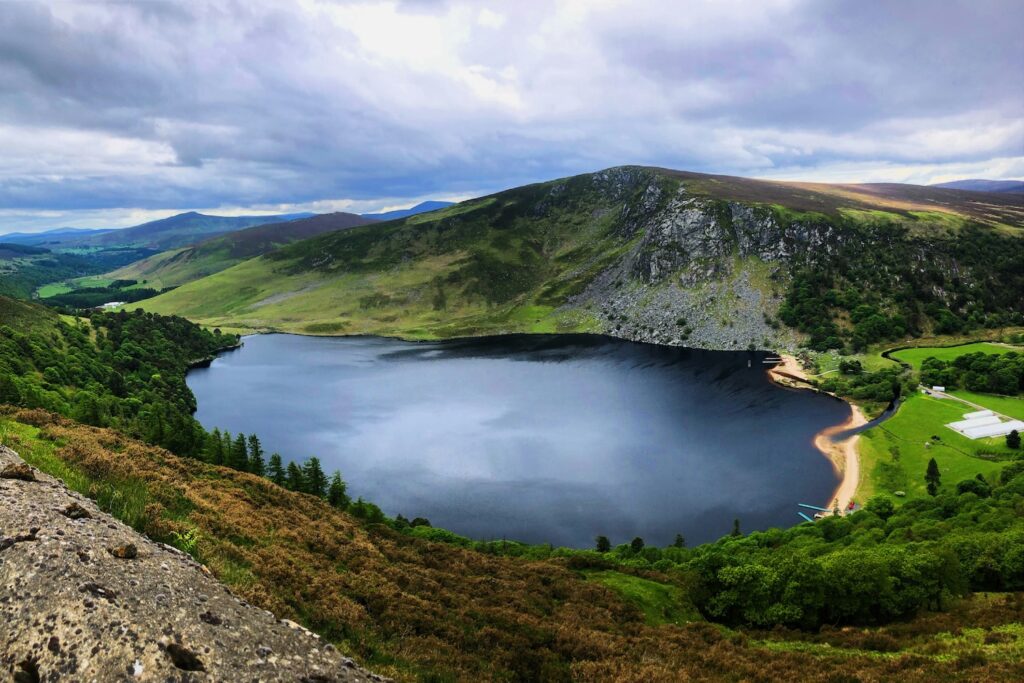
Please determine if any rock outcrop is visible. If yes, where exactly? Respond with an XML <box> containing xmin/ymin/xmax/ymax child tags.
<box><xmin>0</xmin><ymin>445</ymin><xmax>385</xmax><ymax>682</ymax></box>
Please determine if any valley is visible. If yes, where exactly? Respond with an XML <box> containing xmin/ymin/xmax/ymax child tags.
<box><xmin>3</xmin><ymin>5</ymin><xmax>1022</xmax><ymax>680</ymax></box>
<box><xmin>3</xmin><ymin>167</ymin><xmax>1023</xmax><ymax>682</ymax></box>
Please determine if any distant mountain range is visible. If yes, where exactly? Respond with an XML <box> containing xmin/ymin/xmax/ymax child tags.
<box><xmin>2</xmin><ymin>200</ymin><xmax>455</xmax><ymax>250</ymax></box>
<box><xmin>0</xmin><ymin>212</ymin><xmax>315</xmax><ymax>251</ymax></box>
<box><xmin>361</xmin><ymin>200</ymin><xmax>455</xmax><ymax>221</ymax></box>
<box><xmin>108</xmin><ymin>211</ymin><xmax>377</xmax><ymax>289</ymax></box>
<box><xmin>930</xmin><ymin>179</ymin><xmax>1024</xmax><ymax>193</ymax></box>
<box><xmin>0</xmin><ymin>226</ymin><xmax>115</xmax><ymax>245</ymax></box>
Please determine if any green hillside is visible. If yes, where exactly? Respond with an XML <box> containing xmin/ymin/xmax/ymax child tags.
<box><xmin>137</xmin><ymin>167</ymin><xmax>1024</xmax><ymax>351</ymax></box>
<box><xmin>107</xmin><ymin>211</ymin><xmax>377</xmax><ymax>289</ymax></box>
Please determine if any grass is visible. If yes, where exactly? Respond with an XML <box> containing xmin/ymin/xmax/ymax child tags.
<box><xmin>752</xmin><ymin>595</ymin><xmax>1024</xmax><ymax>663</ymax></box>
<box><xmin>583</xmin><ymin>570</ymin><xmax>701</xmax><ymax>626</ymax></box>
<box><xmin>36</xmin><ymin>276</ymin><xmax>116</xmax><ymax>297</ymax></box>
<box><xmin>890</xmin><ymin>342</ymin><xmax>1018</xmax><ymax>371</ymax></box>
<box><xmin>857</xmin><ymin>393</ymin><xmax>1009</xmax><ymax>502</ymax></box>
<box><xmin>34</xmin><ymin>282</ymin><xmax>74</xmax><ymax>298</ymax></box>
<box><xmin>948</xmin><ymin>390</ymin><xmax>1024</xmax><ymax>421</ymax></box>
<box><xmin>0</xmin><ymin>419</ymin><xmax>152</xmax><ymax>529</ymax></box>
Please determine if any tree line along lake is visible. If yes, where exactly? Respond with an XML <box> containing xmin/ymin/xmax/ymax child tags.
<box><xmin>186</xmin><ymin>333</ymin><xmax>850</xmax><ymax>547</ymax></box>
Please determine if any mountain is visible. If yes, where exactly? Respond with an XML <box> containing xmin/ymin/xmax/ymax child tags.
<box><xmin>28</xmin><ymin>211</ymin><xmax>315</xmax><ymax>252</ymax></box>
<box><xmin>107</xmin><ymin>211</ymin><xmax>377</xmax><ymax>289</ymax></box>
<box><xmin>136</xmin><ymin>166</ymin><xmax>1024</xmax><ymax>350</ymax></box>
<box><xmin>0</xmin><ymin>226</ymin><xmax>115</xmax><ymax>245</ymax></box>
<box><xmin>361</xmin><ymin>200</ymin><xmax>455</xmax><ymax>221</ymax></box>
<box><xmin>931</xmin><ymin>179</ymin><xmax>1024</xmax><ymax>193</ymax></box>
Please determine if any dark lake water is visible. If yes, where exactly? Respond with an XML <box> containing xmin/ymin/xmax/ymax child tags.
<box><xmin>187</xmin><ymin>334</ymin><xmax>848</xmax><ymax>547</ymax></box>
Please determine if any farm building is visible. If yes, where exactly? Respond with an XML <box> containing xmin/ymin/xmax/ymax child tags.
<box><xmin>947</xmin><ymin>409</ymin><xmax>1024</xmax><ymax>439</ymax></box>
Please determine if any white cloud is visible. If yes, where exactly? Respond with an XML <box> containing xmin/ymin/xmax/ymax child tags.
<box><xmin>0</xmin><ymin>0</ymin><xmax>1020</xmax><ymax>231</ymax></box>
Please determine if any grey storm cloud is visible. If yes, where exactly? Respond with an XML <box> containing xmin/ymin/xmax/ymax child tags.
<box><xmin>0</xmin><ymin>0</ymin><xmax>1021</xmax><ymax>227</ymax></box>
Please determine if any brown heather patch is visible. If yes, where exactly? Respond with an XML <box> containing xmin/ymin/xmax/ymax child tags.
<box><xmin>5</xmin><ymin>407</ymin><xmax>1024</xmax><ymax>682</ymax></box>
<box><xmin>655</xmin><ymin>167</ymin><xmax>1024</xmax><ymax>227</ymax></box>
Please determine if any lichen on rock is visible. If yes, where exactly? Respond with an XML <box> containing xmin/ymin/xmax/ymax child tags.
<box><xmin>0</xmin><ymin>445</ymin><xmax>386</xmax><ymax>682</ymax></box>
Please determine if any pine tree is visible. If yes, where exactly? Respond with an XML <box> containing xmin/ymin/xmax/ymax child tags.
<box><xmin>673</xmin><ymin>533</ymin><xmax>686</xmax><ymax>548</ymax></box>
<box><xmin>285</xmin><ymin>461</ymin><xmax>304</xmax><ymax>492</ymax></box>
<box><xmin>268</xmin><ymin>453</ymin><xmax>286</xmax><ymax>486</ymax></box>
<box><xmin>925</xmin><ymin>457</ymin><xmax>941</xmax><ymax>496</ymax></box>
<box><xmin>731</xmin><ymin>519</ymin><xmax>741</xmax><ymax>537</ymax></box>
<box><xmin>206</xmin><ymin>428</ymin><xmax>224</xmax><ymax>465</ymax></box>
<box><xmin>247</xmin><ymin>434</ymin><xmax>265</xmax><ymax>476</ymax></box>
<box><xmin>327</xmin><ymin>472</ymin><xmax>349</xmax><ymax>508</ymax></box>
<box><xmin>595</xmin><ymin>535</ymin><xmax>611</xmax><ymax>553</ymax></box>
<box><xmin>229</xmin><ymin>433</ymin><xmax>248</xmax><ymax>471</ymax></box>
<box><xmin>221</xmin><ymin>430</ymin><xmax>233</xmax><ymax>464</ymax></box>
<box><xmin>630</xmin><ymin>537</ymin><xmax>645</xmax><ymax>553</ymax></box>
<box><xmin>303</xmin><ymin>457</ymin><xmax>328</xmax><ymax>498</ymax></box>
<box><xmin>1007</xmin><ymin>429</ymin><xmax>1021</xmax><ymax>450</ymax></box>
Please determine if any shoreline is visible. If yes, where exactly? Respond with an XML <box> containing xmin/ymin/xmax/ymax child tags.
<box><xmin>768</xmin><ymin>354</ymin><xmax>867</xmax><ymax>512</ymax></box>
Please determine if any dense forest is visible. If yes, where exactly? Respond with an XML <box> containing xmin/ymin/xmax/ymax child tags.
<box><xmin>777</xmin><ymin>225</ymin><xmax>1024</xmax><ymax>352</ymax></box>
<box><xmin>920</xmin><ymin>351</ymin><xmax>1024</xmax><ymax>395</ymax></box>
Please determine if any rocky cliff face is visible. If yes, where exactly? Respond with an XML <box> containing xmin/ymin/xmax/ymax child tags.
<box><xmin>571</xmin><ymin>175</ymin><xmax>814</xmax><ymax>351</ymax></box>
<box><xmin>569</xmin><ymin>167</ymin><xmax>1021</xmax><ymax>352</ymax></box>
<box><xmin>0</xmin><ymin>446</ymin><xmax>385</xmax><ymax>682</ymax></box>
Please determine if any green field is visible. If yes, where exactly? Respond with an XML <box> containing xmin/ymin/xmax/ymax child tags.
<box><xmin>890</xmin><ymin>342</ymin><xmax>1018</xmax><ymax>371</ymax></box>
<box><xmin>858</xmin><ymin>393</ymin><xmax>1012</xmax><ymax>501</ymax></box>
<box><xmin>583</xmin><ymin>570</ymin><xmax>700</xmax><ymax>626</ymax></box>
<box><xmin>35</xmin><ymin>276</ymin><xmax>115</xmax><ymax>298</ymax></box>
<box><xmin>949</xmin><ymin>390</ymin><xmax>1024</xmax><ymax>421</ymax></box>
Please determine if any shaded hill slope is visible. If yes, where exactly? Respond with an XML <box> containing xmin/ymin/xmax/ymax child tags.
<box><xmin>108</xmin><ymin>211</ymin><xmax>377</xmax><ymax>289</ymax></box>
<box><xmin>138</xmin><ymin>166</ymin><xmax>1024</xmax><ymax>352</ymax></box>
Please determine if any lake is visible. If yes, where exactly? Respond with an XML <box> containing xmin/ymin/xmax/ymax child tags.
<box><xmin>187</xmin><ymin>333</ymin><xmax>848</xmax><ymax>547</ymax></box>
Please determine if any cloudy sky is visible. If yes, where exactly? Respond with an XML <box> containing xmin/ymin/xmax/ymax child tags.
<box><xmin>1</xmin><ymin>0</ymin><xmax>1022</xmax><ymax>232</ymax></box>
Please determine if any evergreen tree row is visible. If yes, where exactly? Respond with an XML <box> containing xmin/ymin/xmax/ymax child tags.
<box><xmin>203</xmin><ymin>427</ymin><xmax>350</xmax><ymax>508</ymax></box>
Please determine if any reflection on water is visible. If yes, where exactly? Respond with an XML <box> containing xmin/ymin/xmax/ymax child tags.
<box><xmin>187</xmin><ymin>334</ymin><xmax>847</xmax><ymax>547</ymax></box>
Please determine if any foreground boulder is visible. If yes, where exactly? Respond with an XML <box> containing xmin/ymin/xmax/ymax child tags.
<box><xmin>0</xmin><ymin>445</ymin><xmax>385</xmax><ymax>682</ymax></box>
